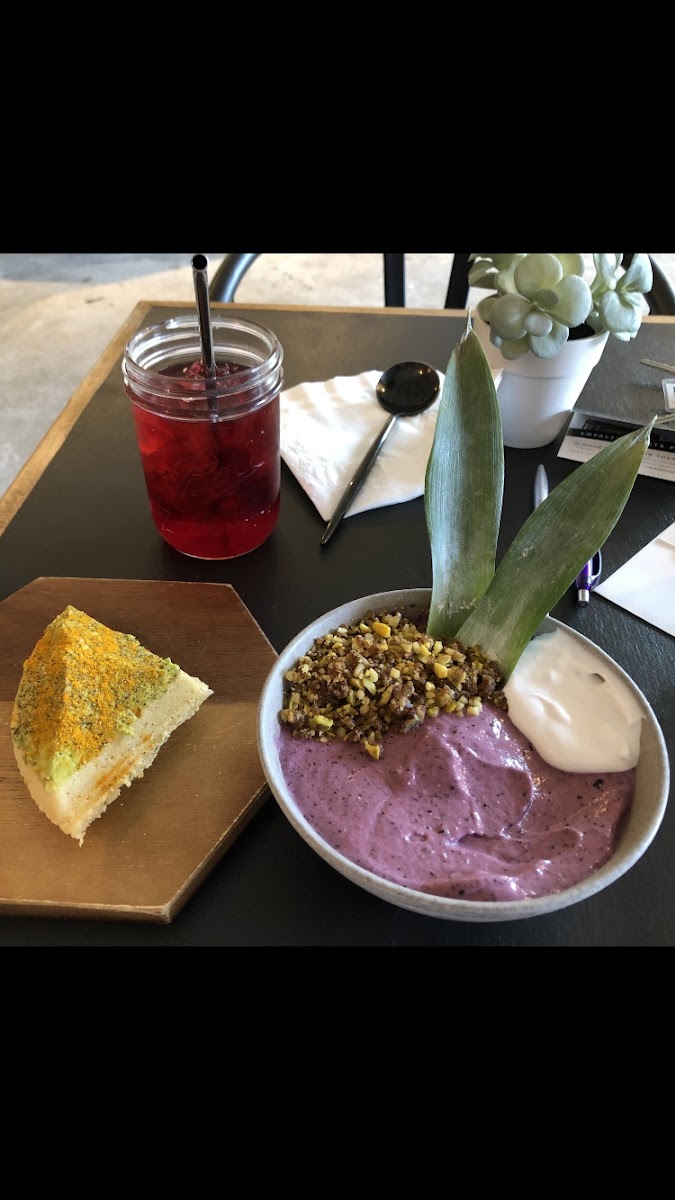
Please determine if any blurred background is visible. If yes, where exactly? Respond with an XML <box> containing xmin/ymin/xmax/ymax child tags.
<box><xmin>2</xmin><ymin>251</ymin><xmax>674</xmax><ymax>500</ymax></box>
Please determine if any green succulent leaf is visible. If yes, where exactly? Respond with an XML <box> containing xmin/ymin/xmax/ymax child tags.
<box><xmin>599</xmin><ymin>290</ymin><xmax>642</xmax><ymax>335</ymax></box>
<box><xmin>532</xmin><ymin>288</ymin><xmax>560</xmax><ymax>308</ymax></box>
<box><xmin>527</xmin><ymin>320</ymin><xmax>570</xmax><ymax>358</ymax></box>
<box><xmin>475</xmin><ymin>253</ymin><xmax>523</xmax><ymax>272</ymax></box>
<box><xmin>514</xmin><ymin>254</ymin><xmax>563</xmax><ymax>299</ymax></box>
<box><xmin>468</xmin><ymin>265</ymin><xmax>498</xmax><ymax>288</ymax></box>
<box><xmin>476</xmin><ymin>295</ymin><xmax>497</xmax><ymax>323</ymax></box>
<box><xmin>425</xmin><ymin>316</ymin><xmax>504</xmax><ymax>639</ymax></box>
<box><xmin>489</xmin><ymin>294</ymin><xmax>531</xmax><ymax>340</ymax></box>
<box><xmin>494</xmin><ymin>335</ymin><xmax>531</xmax><ymax>359</ymax></box>
<box><xmin>620</xmin><ymin>252</ymin><xmax>653</xmax><ymax>294</ymax></box>
<box><xmin>547</xmin><ymin>274</ymin><xmax>593</xmax><ymax>326</ymax></box>
<box><xmin>556</xmin><ymin>253</ymin><xmax>585</xmax><ymax>277</ymax></box>
<box><xmin>455</xmin><ymin>419</ymin><xmax>655</xmax><ymax>679</ymax></box>
<box><xmin>494</xmin><ymin>265</ymin><xmax>521</xmax><ymax>295</ymax></box>
<box><xmin>524</xmin><ymin>311</ymin><xmax>553</xmax><ymax>336</ymax></box>
<box><xmin>593</xmin><ymin>253</ymin><xmax>622</xmax><ymax>289</ymax></box>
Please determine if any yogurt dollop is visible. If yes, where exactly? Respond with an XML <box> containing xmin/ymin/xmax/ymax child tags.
<box><xmin>503</xmin><ymin>628</ymin><xmax>643</xmax><ymax>773</ymax></box>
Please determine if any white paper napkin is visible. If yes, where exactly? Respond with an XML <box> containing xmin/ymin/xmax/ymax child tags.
<box><xmin>280</xmin><ymin>368</ymin><xmax>503</xmax><ymax>523</ymax></box>
<box><xmin>594</xmin><ymin>522</ymin><xmax>675</xmax><ymax>637</ymax></box>
<box><xmin>279</xmin><ymin>370</ymin><xmax>441</xmax><ymax>521</ymax></box>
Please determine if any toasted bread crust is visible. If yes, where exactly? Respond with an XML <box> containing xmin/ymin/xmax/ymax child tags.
<box><xmin>12</xmin><ymin>667</ymin><xmax>212</xmax><ymax>843</ymax></box>
<box><xmin>11</xmin><ymin>606</ymin><xmax>213</xmax><ymax>844</ymax></box>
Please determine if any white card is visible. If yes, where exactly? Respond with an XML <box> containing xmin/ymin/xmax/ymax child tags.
<box><xmin>558</xmin><ymin>410</ymin><xmax>675</xmax><ymax>482</ymax></box>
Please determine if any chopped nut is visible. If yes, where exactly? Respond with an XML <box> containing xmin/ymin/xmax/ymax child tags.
<box><xmin>372</xmin><ymin>621</ymin><xmax>391</xmax><ymax>638</ymax></box>
<box><xmin>278</xmin><ymin>606</ymin><xmax>505</xmax><ymax>757</ymax></box>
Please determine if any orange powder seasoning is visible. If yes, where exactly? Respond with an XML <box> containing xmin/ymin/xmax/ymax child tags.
<box><xmin>11</xmin><ymin>606</ymin><xmax>179</xmax><ymax>776</ymax></box>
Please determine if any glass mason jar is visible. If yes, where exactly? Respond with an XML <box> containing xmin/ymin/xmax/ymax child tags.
<box><xmin>122</xmin><ymin>314</ymin><xmax>284</xmax><ymax>560</ymax></box>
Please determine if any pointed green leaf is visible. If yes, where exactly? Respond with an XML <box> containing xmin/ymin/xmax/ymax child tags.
<box><xmin>425</xmin><ymin>316</ymin><xmax>504</xmax><ymax>639</ymax></box>
<box><xmin>455</xmin><ymin>419</ymin><xmax>655</xmax><ymax>679</ymax></box>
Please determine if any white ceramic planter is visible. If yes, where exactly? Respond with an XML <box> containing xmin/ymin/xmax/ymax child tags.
<box><xmin>494</xmin><ymin>328</ymin><xmax>610</xmax><ymax>449</ymax></box>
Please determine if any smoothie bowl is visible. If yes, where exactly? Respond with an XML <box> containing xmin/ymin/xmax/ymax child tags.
<box><xmin>259</xmin><ymin>317</ymin><xmax>670</xmax><ymax>921</ymax></box>
<box><xmin>258</xmin><ymin>588</ymin><xmax>669</xmax><ymax>922</ymax></box>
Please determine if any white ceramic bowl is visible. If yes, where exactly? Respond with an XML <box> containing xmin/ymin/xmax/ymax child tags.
<box><xmin>257</xmin><ymin>589</ymin><xmax>670</xmax><ymax>922</ymax></box>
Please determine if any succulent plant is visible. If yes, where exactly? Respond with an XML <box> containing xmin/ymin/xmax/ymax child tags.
<box><xmin>470</xmin><ymin>253</ymin><xmax>653</xmax><ymax>360</ymax></box>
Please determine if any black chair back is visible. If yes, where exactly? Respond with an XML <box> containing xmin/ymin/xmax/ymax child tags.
<box><xmin>208</xmin><ymin>253</ymin><xmax>675</xmax><ymax>316</ymax></box>
<box><xmin>209</xmin><ymin>253</ymin><xmax>472</xmax><ymax>308</ymax></box>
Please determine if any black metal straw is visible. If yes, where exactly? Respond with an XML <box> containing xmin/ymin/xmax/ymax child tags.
<box><xmin>191</xmin><ymin>254</ymin><xmax>218</xmax><ymax>416</ymax></box>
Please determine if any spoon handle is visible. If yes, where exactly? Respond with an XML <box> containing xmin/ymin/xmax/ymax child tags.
<box><xmin>321</xmin><ymin>414</ymin><xmax>398</xmax><ymax>546</ymax></box>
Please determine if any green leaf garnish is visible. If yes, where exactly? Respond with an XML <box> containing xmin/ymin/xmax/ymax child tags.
<box><xmin>425</xmin><ymin>315</ymin><xmax>504</xmax><ymax>639</ymax></box>
<box><xmin>455</xmin><ymin>418</ymin><xmax>655</xmax><ymax>679</ymax></box>
<box><xmin>423</xmin><ymin>315</ymin><xmax>655</xmax><ymax>681</ymax></box>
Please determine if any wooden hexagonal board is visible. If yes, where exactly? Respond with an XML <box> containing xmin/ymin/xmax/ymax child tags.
<box><xmin>0</xmin><ymin>578</ymin><xmax>277</xmax><ymax>922</ymax></box>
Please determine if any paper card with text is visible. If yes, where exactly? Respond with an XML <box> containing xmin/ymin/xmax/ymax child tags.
<box><xmin>558</xmin><ymin>411</ymin><xmax>675</xmax><ymax>483</ymax></box>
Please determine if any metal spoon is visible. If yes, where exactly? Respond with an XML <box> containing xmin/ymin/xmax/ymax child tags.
<box><xmin>320</xmin><ymin>361</ymin><xmax>440</xmax><ymax>546</ymax></box>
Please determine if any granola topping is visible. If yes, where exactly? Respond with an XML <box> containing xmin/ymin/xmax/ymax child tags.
<box><xmin>279</xmin><ymin>608</ymin><xmax>506</xmax><ymax>759</ymax></box>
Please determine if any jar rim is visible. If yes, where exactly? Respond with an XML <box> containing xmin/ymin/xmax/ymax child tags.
<box><xmin>125</xmin><ymin>313</ymin><xmax>282</xmax><ymax>364</ymax></box>
<box><xmin>123</xmin><ymin>313</ymin><xmax>284</xmax><ymax>408</ymax></box>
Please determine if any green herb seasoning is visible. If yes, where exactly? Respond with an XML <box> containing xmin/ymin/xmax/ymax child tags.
<box><xmin>11</xmin><ymin>606</ymin><xmax>179</xmax><ymax>785</ymax></box>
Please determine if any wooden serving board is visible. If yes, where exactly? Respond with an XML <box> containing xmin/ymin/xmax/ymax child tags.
<box><xmin>0</xmin><ymin>578</ymin><xmax>277</xmax><ymax>923</ymax></box>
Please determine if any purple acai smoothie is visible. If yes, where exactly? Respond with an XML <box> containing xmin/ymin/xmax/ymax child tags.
<box><xmin>276</xmin><ymin>706</ymin><xmax>635</xmax><ymax>902</ymax></box>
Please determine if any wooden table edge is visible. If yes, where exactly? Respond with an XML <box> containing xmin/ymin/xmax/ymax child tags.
<box><xmin>2</xmin><ymin>304</ymin><xmax>673</xmax><ymax>539</ymax></box>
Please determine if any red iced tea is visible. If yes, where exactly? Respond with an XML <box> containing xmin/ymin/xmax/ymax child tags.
<box><xmin>130</xmin><ymin>359</ymin><xmax>281</xmax><ymax>559</ymax></box>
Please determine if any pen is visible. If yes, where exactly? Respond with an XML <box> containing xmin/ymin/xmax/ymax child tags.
<box><xmin>533</xmin><ymin>463</ymin><xmax>548</xmax><ymax>509</ymax></box>
<box><xmin>534</xmin><ymin>465</ymin><xmax>602</xmax><ymax>605</ymax></box>
<box><xmin>575</xmin><ymin>550</ymin><xmax>603</xmax><ymax>607</ymax></box>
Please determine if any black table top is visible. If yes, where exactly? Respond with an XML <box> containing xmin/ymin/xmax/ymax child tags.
<box><xmin>1</xmin><ymin>302</ymin><xmax>674</xmax><ymax>947</ymax></box>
